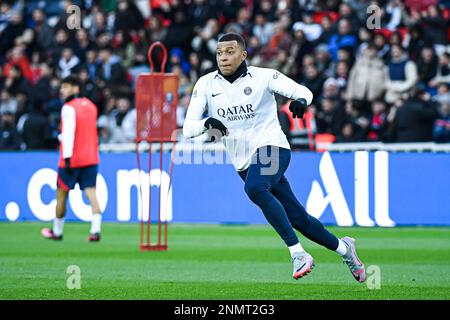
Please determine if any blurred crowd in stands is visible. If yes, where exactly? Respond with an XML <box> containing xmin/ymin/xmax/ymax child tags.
<box><xmin>0</xmin><ymin>0</ymin><xmax>449</xmax><ymax>151</ymax></box>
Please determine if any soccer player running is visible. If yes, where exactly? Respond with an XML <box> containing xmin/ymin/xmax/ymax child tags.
<box><xmin>41</xmin><ymin>76</ymin><xmax>103</xmax><ymax>242</ymax></box>
<box><xmin>183</xmin><ymin>33</ymin><xmax>366</xmax><ymax>282</ymax></box>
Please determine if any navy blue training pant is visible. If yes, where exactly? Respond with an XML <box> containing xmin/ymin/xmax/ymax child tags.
<box><xmin>238</xmin><ymin>146</ymin><xmax>339</xmax><ymax>250</ymax></box>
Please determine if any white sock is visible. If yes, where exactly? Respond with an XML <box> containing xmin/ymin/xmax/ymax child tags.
<box><xmin>53</xmin><ymin>217</ymin><xmax>64</xmax><ymax>236</ymax></box>
<box><xmin>335</xmin><ymin>239</ymin><xmax>348</xmax><ymax>256</ymax></box>
<box><xmin>90</xmin><ymin>213</ymin><xmax>102</xmax><ymax>234</ymax></box>
<box><xmin>288</xmin><ymin>242</ymin><xmax>305</xmax><ymax>258</ymax></box>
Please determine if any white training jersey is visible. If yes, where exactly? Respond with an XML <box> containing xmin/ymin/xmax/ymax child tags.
<box><xmin>183</xmin><ymin>66</ymin><xmax>313</xmax><ymax>171</ymax></box>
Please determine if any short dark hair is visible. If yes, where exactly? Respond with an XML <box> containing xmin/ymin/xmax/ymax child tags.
<box><xmin>218</xmin><ymin>32</ymin><xmax>246</xmax><ymax>50</ymax></box>
<box><xmin>61</xmin><ymin>75</ymin><xmax>81</xmax><ymax>88</ymax></box>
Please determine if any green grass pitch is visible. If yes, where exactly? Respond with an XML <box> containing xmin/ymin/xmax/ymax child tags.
<box><xmin>1</xmin><ymin>222</ymin><xmax>449</xmax><ymax>300</ymax></box>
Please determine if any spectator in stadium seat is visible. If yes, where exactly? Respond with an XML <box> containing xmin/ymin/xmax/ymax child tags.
<box><xmin>337</xmin><ymin>2</ymin><xmax>361</xmax><ymax>32</ymax></box>
<box><xmin>4</xmin><ymin>45</ymin><xmax>32</xmax><ymax>81</ymax></box>
<box><xmin>391</xmin><ymin>86</ymin><xmax>439</xmax><ymax>142</ymax></box>
<box><xmin>262</xmin><ymin>21</ymin><xmax>292</xmax><ymax>62</ymax></box>
<box><xmin>335</xmin><ymin>121</ymin><xmax>360</xmax><ymax>142</ymax></box>
<box><xmin>334</xmin><ymin>61</ymin><xmax>350</xmax><ymax>90</ymax></box>
<box><xmin>188</xmin><ymin>52</ymin><xmax>202</xmax><ymax>83</ymax></box>
<box><xmin>266</xmin><ymin>49</ymin><xmax>295</xmax><ymax>76</ymax></box>
<box><xmin>171</xmin><ymin>65</ymin><xmax>193</xmax><ymax>98</ymax></box>
<box><xmin>246</xmin><ymin>36</ymin><xmax>263</xmax><ymax>66</ymax></box>
<box><xmin>45</xmin><ymin>76</ymin><xmax>63</xmax><ymax>116</ymax></box>
<box><xmin>0</xmin><ymin>89</ymin><xmax>17</xmax><ymax>115</ymax></box>
<box><xmin>346</xmin><ymin>44</ymin><xmax>387</xmax><ymax>102</ymax></box>
<box><xmin>327</xmin><ymin>19</ymin><xmax>358</xmax><ymax>62</ymax></box>
<box><xmin>373</xmin><ymin>32</ymin><xmax>390</xmax><ymax>62</ymax></box>
<box><xmin>163</xmin><ymin>10</ymin><xmax>192</xmax><ymax>52</ymax></box>
<box><xmin>191</xmin><ymin>18</ymin><xmax>220</xmax><ymax>63</ymax></box>
<box><xmin>114</xmin><ymin>30</ymin><xmax>137</xmax><ymax>70</ymax></box>
<box><xmin>82</xmin><ymin>49</ymin><xmax>100</xmax><ymax>80</ymax></box>
<box><xmin>29</xmin><ymin>52</ymin><xmax>43</xmax><ymax>85</ymax></box>
<box><xmin>316</xmin><ymin>97</ymin><xmax>346</xmax><ymax>136</ymax></box>
<box><xmin>433</xmin><ymin>101</ymin><xmax>450</xmax><ymax>143</ymax></box>
<box><xmin>169</xmin><ymin>48</ymin><xmax>190</xmax><ymax>76</ymax></box>
<box><xmin>58</xmin><ymin>47</ymin><xmax>81</xmax><ymax>78</ymax></box>
<box><xmin>189</xmin><ymin>0</ymin><xmax>216</xmax><ymax>29</ymax></box>
<box><xmin>176</xmin><ymin>94</ymin><xmax>190</xmax><ymax>129</ymax></box>
<box><xmin>349</xmin><ymin>0</ymin><xmax>372</xmax><ymax>22</ymax></box>
<box><xmin>50</xmin><ymin>29</ymin><xmax>75</xmax><ymax>65</ymax></box>
<box><xmin>419</xmin><ymin>4</ymin><xmax>448</xmax><ymax>56</ymax></box>
<box><xmin>148</xmin><ymin>15</ymin><xmax>167</xmax><ymax>43</ymax></box>
<box><xmin>433</xmin><ymin>83</ymin><xmax>450</xmax><ymax>106</ymax></box>
<box><xmin>322</xmin><ymin>78</ymin><xmax>341</xmax><ymax>100</ymax></box>
<box><xmin>355</xmin><ymin>27</ymin><xmax>373</xmax><ymax>58</ymax></box>
<box><xmin>326</xmin><ymin>46</ymin><xmax>355</xmax><ymax>82</ymax></box>
<box><xmin>292</xmin><ymin>12</ymin><xmax>322</xmax><ymax>43</ymax></box>
<box><xmin>0</xmin><ymin>111</ymin><xmax>22</xmax><ymax>150</ymax></box>
<box><xmin>216</xmin><ymin>0</ymin><xmax>244</xmax><ymax>25</ymax></box>
<box><xmin>0</xmin><ymin>10</ymin><xmax>25</xmax><ymax>56</ymax></box>
<box><xmin>300</xmin><ymin>64</ymin><xmax>324</xmax><ymax>104</ymax></box>
<box><xmin>97</xmin><ymin>96</ymin><xmax>116</xmax><ymax>144</ymax></box>
<box><xmin>389</xmin><ymin>31</ymin><xmax>404</xmax><ymax>48</ymax></box>
<box><xmin>367</xmin><ymin>100</ymin><xmax>389</xmax><ymax>141</ymax></box>
<box><xmin>96</xmin><ymin>46</ymin><xmax>126</xmax><ymax>88</ymax></box>
<box><xmin>21</xmin><ymin>102</ymin><xmax>51</xmax><ymax>150</ymax></box>
<box><xmin>114</xmin><ymin>0</ymin><xmax>145</xmax><ymax>33</ymax></box>
<box><xmin>226</xmin><ymin>7</ymin><xmax>252</xmax><ymax>39</ymax></box>
<box><xmin>32</xmin><ymin>8</ymin><xmax>54</xmax><ymax>52</ymax></box>
<box><xmin>97</xmin><ymin>96</ymin><xmax>135</xmax><ymax>144</ymax></box>
<box><xmin>3</xmin><ymin>65</ymin><xmax>32</xmax><ymax>98</ymax></box>
<box><xmin>0</xmin><ymin>2</ymin><xmax>13</xmax><ymax>36</ymax></box>
<box><xmin>316</xmin><ymin>15</ymin><xmax>334</xmax><ymax>44</ymax></box>
<box><xmin>385</xmin><ymin>44</ymin><xmax>418</xmax><ymax>104</ymax></box>
<box><xmin>75</xmin><ymin>28</ymin><xmax>95</xmax><ymax>64</ymax></box>
<box><xmin>79</xmin><ymin>68</ymin><xmax>101</xmax><ymax>110</ymax></box>
<box><xmin>314</xmin><ymin>43</ymin><xmax>331</xmax><ymax>76</ymax></box>
<box><xmin>404</xmin><ymin>24</ymin><xmax>426</xmax><ymax>61</ymax></box>
<box><xmin>419</xmin><ymin>47</ymin><xmax>439</xmax><ymax>79</ymax></box>
<box><xmin>252</xmin><ymin>13</ymin><xmax>274</xmax><ymax>47</ymax></box>
<box><xmin>32</xmin><ymin>63</ymin><xmax>53</xmax><ymax>108</ymax></box>
<box><xmin>429</xmin><ymin>52</ymin><xmax>450</xmax><ymax>88</ymax></box>
<box><xmin>346</xmin><ymin>100</ymin><xmax>371</xmax><ymax>139</ymax></box>
<box><xmin>290</xmin><ymin>29</ymin><xmax>313</xmax><ymax>76</ymax></box>
<box><xmin>254</xmin><ymin>0</ymin><xmax>276</xmax><ymax>22</ymax></box>
<box><xmin>95</xmin><ymin>30</ymin><xmax>114</xmax><ymax>51</ymax></box>
<box><xmin>88</xmin><ymin>11</ymin><xmax>110</xmax><ymax>41</ymax></box>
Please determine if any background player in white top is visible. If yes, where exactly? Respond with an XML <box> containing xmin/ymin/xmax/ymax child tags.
<box><xmin>183</xmin><ymin>33</ymin><xmax>366</xmax><ymax>282</ymax></box>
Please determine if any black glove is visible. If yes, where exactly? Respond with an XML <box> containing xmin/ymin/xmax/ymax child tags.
<box><xmin>64</xmin><ymin>158</ymin><xmax>73</xmax><ymax>175</ymax></box>
<box><xmin>289</xmin><ymin>98</ymin><xmax>308</xmax><ymax>119</ymax></box>
<box><xmin>204</xmin><ymin>117</ymin><xmax>228</xmax><ymax>136</ymax></box>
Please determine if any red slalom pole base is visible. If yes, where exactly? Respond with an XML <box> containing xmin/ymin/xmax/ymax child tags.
<box><xmin>140</xmin><ymin>244</ymin><xmax>168</xmax><ymax>251</ymax></box>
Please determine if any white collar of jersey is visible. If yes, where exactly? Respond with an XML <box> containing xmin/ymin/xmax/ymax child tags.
<box><xmin>214</xmin><ymin>69</ymin><xmax>253</xmax><ymax>80</ymax></box>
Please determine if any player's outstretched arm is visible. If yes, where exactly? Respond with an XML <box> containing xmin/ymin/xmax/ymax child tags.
<box><xmin>267</xmin><ymin>69</ymin><xmax>313</xmax><ymax>105</ymax></box>
<box><xmin>183</xmin><ymin>78</ymin><xmax>209</xmax><ymax>139</ymax></box>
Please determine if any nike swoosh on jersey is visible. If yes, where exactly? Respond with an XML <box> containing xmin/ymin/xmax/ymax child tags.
<box><xmin>212</xmin><ymin>92</ymin><xmax>222</xmax><ymax>97</ymax></box>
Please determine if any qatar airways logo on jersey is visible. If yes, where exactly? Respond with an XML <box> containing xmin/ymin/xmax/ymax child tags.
<box><xmin>217</xmin><ymin>104</ymin><xmax>255</xmax><ymax>121</ymax></box>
